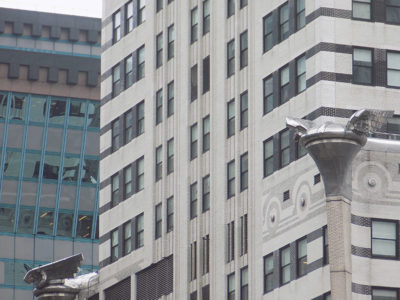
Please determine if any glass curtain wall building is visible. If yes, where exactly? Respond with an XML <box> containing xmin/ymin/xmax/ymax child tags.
<box><xmin>0</xmin><ymin>8</ymin><xmax>100</xmax><ymax>299</ymax></box>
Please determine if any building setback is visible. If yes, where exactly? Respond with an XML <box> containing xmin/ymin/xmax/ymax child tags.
<box><xmin>0</xmin><ymin>8</ymin><xmax>101</xmax><ymax>300</ymax></box>
<box><xmin>98</xmin><ymin>0</ymin><xmax>400</xmax><ymax>300</ymax></box>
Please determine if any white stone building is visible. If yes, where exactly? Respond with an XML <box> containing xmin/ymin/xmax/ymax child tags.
<box><xmin>97</xmin><ymin>0</ymin><xmax>400</xmax><ymax>299</ymax></box>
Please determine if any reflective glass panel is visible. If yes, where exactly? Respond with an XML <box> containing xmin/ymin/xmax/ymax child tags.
<box><xmin>48</xmin><ymin>98</ymin><xmax>67</xmax><ymax>125</ymax></box>
<box><xmin>4</xmin><ymin>150</ymin><xmax>21</xmax><ymax>177</ymax></box>
<box><xmin>29</xmin><ymin>95</ymin><xmax>47</xmax><ymax>123</ymax></box>
<box><xmin>81</xmin><ymin>158</ymin><xmax>98</xmax><ymax>184</ymax></box>
<box><xmin>76</xmin><ymin>214</ymin><xmax>92</xmax><ymax>239</ymax></box>
<box><xmin>23</xmin><ymin>152</ymin><xmax>41</xmax><ymax>180</ymax></box>
<box><xmin>17</xmin><ymin>208</ymin><xmax>35</xmax><ymax>234</ymax></box>
<box><xmin>57</xmin><ymin>212</ymin><xmax>73</xmax><ymax>237</ymax></box>
<box><xmin>43</xmin><ymin>153</ymin><xmax>61</xmax><ymax>180</ymax></box>
<box><xmin>59</xmin><ymin>185</ymin><xmax>76</xmax><ymax>210</ymax></box>
<box><xmin>37</xmin><ymin>209</ymin><xmax>54</xmax><ymax>235</ymax></box>
<box><xmin>0</xmin><ymin>92</ymin><xmax>8</xmax><ymax>119</ymax></box>
<box><xmin>87</xmin><ymin>101</ymin><xmax>100</xmax><ymax>128</ymax></box>
<box><xmin>63</xmin><ymin>155</ymin><xmax>80</xmax><ymax>182</ymax></box>
<box><xmin>68</xmin><ymin>100</ymin><xmax>86</xmax><ymax>127</ymax></box>
<box><xmin>10</xmin><ymin>93</ymin><xmax>28</xmax><ymax>121</ymax></box>
<box><xmin>0</xmin><ymin>206</ymin><xmax>15</xmax><ymax>232</ymax></box>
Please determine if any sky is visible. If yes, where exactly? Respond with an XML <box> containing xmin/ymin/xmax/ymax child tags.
<box><xmin>0</xmin><ymin>0</ymin><xmax>102</xmax><ymax>17</ymax></box>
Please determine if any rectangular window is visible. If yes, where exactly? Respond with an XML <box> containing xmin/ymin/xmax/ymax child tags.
<box><xmin>263</xmin><ymin>14</ymin><xmax>273</xmax><ymax>52</ymax></box>
<box><xmin>156</xmin><ymin>89</ymin><xmax>163</xmax><ymax>124</ymax></box>
<box><xmin>190</xmin><ymin>123</ymin><xmax>198</xmax><ymax>160</ymax></box>
<box><xmin>387</xmin><ymin>52</ymin><xmax>400</xmax><ymax>87</ymax></box>
<box><xmin>166</xmin><ymin>196</ymin><xmax>174</xmax><ymax>232</ymax></box>
<box><xmin>111</xmin><ymin>229</ymin><xmax>119</xmax><ymax>262</ymax></box>
<box><xmin>279</xmin><ymin>3</ymin><xmax>289</xmax><ymax>41</ymax></box>
<box><xmin>280</xmin><ymin>129</ymin><xmax>290</xmax><ymax>168</ymax></box>
<box><xmin>227</xmin><ymin>221</ymin><xmax>235</xmax><ymax>262</ymax></box>
<box><xmin>124</xmin><ymin>110</ymin><xmax>133</xmax><ymax>144</ymax></box>
<box><xmin>112</xmin><ymin>119</ymin><xmax>120</xmax><ymax>152</ymax></box>
<box><xmin>167</xmin><ymin>81</ymin><xmax>174</xmax><ymax>117</ymax></box>
<box><xmin>111</xmin><ymin>173</ymin><xmax>120</xmax><ymax>207</ymax></box>
<box><xmin>240</xmin><ymin>91</ymin><xmax>248</xmax><ymax>129</ymax></box>
<box><xmin>240</xmin><ymin>267</ymin><xmax>248</xmax><ymax>300</ymax></box>
<box><xmin>190</xmin><ymin>241</ymin><xmax>197</xmax><ymax>281</ymax></box>
<box><xmin>203</xmin><ymin>115</ymin><xmax>210</xmax><ymax>152</ymax></box>
<box><xmin>372</xmin><ymin>288</ymin><xmax>398</xmax><ymax>300</ymax></box>
<box><xmin>296</xmin><ymin>0</ymin><xmax>305</xmax><ymax>30</ymax></box>
<box><xmin>190</xmin><ymin>292</ymin><xmax>197</xmax><ymax>300</ymax></box>
<box><xmin>263</xmin><ymin>75</ymin><xmax>274</xmax><ymax>114</ymax></box>
<box><xmin>240</xmin><ymin>152</ymin><xmax>248</xmax><ymax>191</ymax></box>
<box><xmin>155</xmin><ymin>145</ymin><xmax>162</xmax><ymax>181</ymax></box>
<box><xmin>227</xmin><ymin>273</ymin><xmax>235</xmax><ymax>300</ymax></box>
<box><xmin>123</xmin><ymin>221</ymin><xmax>132</xmax><ymax>255</ymax></box>
<box><xmin>296</xmin><ymin>55</ymin><xmax>306</xmax><ymax>93</ymax></box>
<box><xmin>124</xmin><ymin>165</ymin><xmax>133</xmax><ymax>198</ymax></box>
<box><xmin>280</xmin><ymin>246</ymin><xmax>291</xmax><ymax>285</ymax></box>
<box><xmin>297</xmin><ymin>237</ymin><xmax>307</xmax><ymax>277</ymax></box>
<box><xmin>125</xmin><ymin>55</ymin><xmax>134</xmax><ymax>88</ymax></box>
<box><xmin>156</xmin><ymin>0</ymin><xmax>163</xmax><ymax>12</ymax></box>
<box><xmin>191</xmin><ymin>7</ymin><xmax>199</xmax><ymax>43</ymax></box>
<box><xmin>136</xmin><ymin>157</ymin><xmax>144</xmax><ymax>191</ymax></box>
<box><xmin>353</xmin><ymin>0</ymin><xmax>371</xmax><ymax>20</ymax></box>
<box><xmin>190</xmin><ymin>182</ymin><xmax>198</xmax><ymax>219</ymax></box>
<box><xmin>203</xmin><ymin>0</ymin><xmax>210</xmax><ymax>35</ymax></box>
<box><xmin>136</xmin><ymin>101</ymin><xmax>145</xmax><ymax>135</ymax></box>
<box><xmin>353</xmin><ymin>48</ymin><xmax>373</xmax><ymax>84</ymax></box>
<box><xmin>263</xmin><ymin>138</ymin><xmax>274</xmax><ymax>177</ymax></box>
<box><xmin>135</xmin><ymin>213</ymin><xmax>144</xmax><ymax>248</ymax></box>
<box><xmin>386</xmin><ymin>0</ymin><xmax>400</xmax><ymax>23</ymax></box>
<box><xmin>264</xmin><ymin>254</ymin><xmax>273</xmax><ymax>293</ymax></box>
<box><xmin>202</xmin><ymin>175</ymin><xmax>210</xmax><ymax>212</ymax></box>
<box><xmin>137</xmin><ymin>46</ymin><xmax>145</xmax><ymax>80</ymax></box>
<box><xmin>371</xmin><ymin>220</ymin><xmax>397</xmax><ymax>258</ymax></box>
<box><xmin>168</xmin><ymin>25</ymin><xmax>175</xmax><ymax>60</ymax></box>
<box><xmin>240</xmin><ymin>31</ymin><xmax>248</xmax><ymax>69</ymax></box>
<box><xmin>126</xmin><ymin>1</ymin><xmax>134</xmax><ymax>33</ymax></box>
<box><xmin>240</xmin><ymin>214</ymin><xmax>248</xmax><ymax>256</ymax></box>
<box><xmin>227</xmin><ymin>0</ymin><xmax>235</xmax><ymax>18</ymax></box>
<box><xmin>112</xmin><ymin>64</ymin><xmax>121</xmax><ymax>97</ymax></box>
<box><xmin>227</xmin><ymin>100</ymin><xmax>235</xmax><ymax>137</ymax></box>
<box><xmin>138</xmin><ymin>0</ymin><xmax>146</xmax><ymax>25</ymax></box>
<box><xmin>156</xmin><ymin>33</ymin><xmax>163</xmax><ymax>68</ymax></box>
<box><xmin>227</xmin><ymin>160</ymin><xmax>235</xmax><ymax>198</ymax></box>
<box><xmin>203</xmin><ymin>56</ymin><xmax>210</xmax><ymax>93</ymax></box>
<box><xmin>323</xmin><ymin>226</ymin><xmax>329</xmax><ymax>265</ymax></box>
<box><xmin>155</xmin><ymin>203</ymin><xmax>162</xmax><ymax>239</ymax></box>
<box><xmin>167</xmin><ymin>138</ymin><xmax>174</xmax><ymax>174</ymax></box>
<box><xmin>191</xmin><ymin>64</ymin><xmax>198</xmax><ymax>101</ymax></box>
<box><xmin>113</xmin><ymin>10</ymin><xmax>121</xmax><ymax>43</ymax></box>
<box><xmin>227</xmin><ymin>40</ymin><xmax>235</xmax><ymax>77</ymax></box>
<box><xmin>240</xmin><ymin>0</ymin><xmax>248</xmax><ymax>8</ymax></box>
<box><xmin>202</xmin><ymin>235</ymin><xmax>210</xmax><ymax>274</ymax></box>
<box><xmin>280</xmin><ymin>65</ymin><xmax>290</xmax><ymax>103</ymax></box>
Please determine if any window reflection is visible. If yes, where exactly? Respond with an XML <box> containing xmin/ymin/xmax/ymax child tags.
<box><xmin>23</xmin><ymin>152</ymin><xmax>41</xmax><ymax>180</ymax></box>
<box><xmin>29</xmin><ymin>95</ymin><xmax>47</xmax><ymax>123</ymax></box>
<box><xmin>48</xmin><ymin>98</ymin><xmax>66</xmax><ymax>125</ymax></box>
<box><xmin>10</xmin><ymin>93</ymin><xmax>27</xmax><ymax>121</ymax></box>
<box><xmin>4</xmin><ymin>150</ymin><xmax>21</xmax><ymax>177</ymax></box>
<box><xmin>17</xmin><ymin>208</ymin><xmax>34</xmax><ymax>234</ymax></box>
<box><xmin>0</xmin><ymin>92</ymin><xmax>8</xmax><ymax>119</ymax></box>
<box><xmin>69</xmin><ymin>100</ymin><xmax>86</xmax><ymax>127</ymax></box>
<box><xmin>0</xmin><ymin>206</ymin><xmax>15</xmax><ymax>232</ymax></box>
<box><xmin>81</xmin><ymin>158</ymin><xmax>98</xmax><ymax>184</ymax></box>
<box><xmin>57</xmin><ymin>212</ymin><xmax>73</xmax><ymax>237</ymax></box>
<box><xmin>37</xmin><ymin>209</ymin><xmax>54</xmax><ymax>235</ymax></box>
<box><xmin>43</xmin><ymin>153</ymin><xmax>61</xmax><ymax>180</ymax></box>
<box><xmin>76</xmin><ymin>214</ymin><xmax>92</xmax><ymax>239</ymax></box>
<box><xmin>63</xmin><ymin>155</ymin><xmax>80</xmax><ymax>182</ymax></box>
<box><xmin>87</xmin><ymin>101</ymin><xmax>100</xmax><ymax>128</ymax></box>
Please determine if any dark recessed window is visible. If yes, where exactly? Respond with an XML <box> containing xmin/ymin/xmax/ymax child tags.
<box><xmin>191</xmin><ymin>7</ymin><xmax>198</xmax><ymax>43</ymax></box>
<box><xmin>264</xmin><ymin>254</ymin><xmax>274</xmax><ymax>293</ymax></box>
<box><xmin>296</xmin><ymin>0</ymin><xmax>305</xmax><ymax>29</ymax></box>
<box><xmin>203</xmin><ymin>0</ymin><xmax>210</xmax><ymax>34</ymax></box>
<box><xmin>156</xmin><ymin>33</ymin><xmax>163</xmax><ymax>68</ymax></box>
<box><xmin>190</xmin><ymin>182</ymin><xmax>198</xmax><ymax>219</ymax></box>
<box><xmin>296</xmin><ymin>55</ymin><xmax>306</xmax><ymax>93</ymax></box>
<box><xmin>263</xmin><ymin>138</ymin><xmax>274</xmax><ymax>177</ymax></box>
<box><xmin>227</xmin><ymin>39</ymin><xmax>235</xmax><ymax>77</ymax></box>
<box><xmin>191</xmin><ymin>64</ymin><xmax>198</xmax><ymax>101</ymax></box>
<box><xmin>155</xmin><ymin>89</ymin><xmax>163</xmax><ymax>125</ymax></box>
<box><xmin>227</xmin><ymin>0</ymin><xmax>235</xmax><ymax>18</ymax></box>
<box><xmin>227</xmin><ymin>99</ymin><xmax>235</xmax><ymax>137</ymax></box>
<box><xmin>113</xmin><ymin>10</ymin><xmax>121</xmax><ymax>44</ymax></box>
<box><xmin>263</xmin><ymin>75</ymin><xmax>274</xmax><ymax>114</ymax></box>
<box><xmin>126</xmin><ymin>1</ymin><xmax>134</xmax><ymax>33</ymax></box>
<box><xmin>280</xmin><ymin>129</ymin><xmax>290</xmax><ymax>167</ymax></box>
<box><xmin>138</xmin><ymin>0</ymin><xmax>146</xmax><ymax>25</ymax></box>
<box><xmin>240</xmin><ymin>91</ymin><xmax>248</xmax><ymax>129</ymax></box>
<box><xmin>387</xmin><ymin>52</ymin><xmax>400</xmax><ymax>87</ymax></box>
<box><xmin>279</xmin><ymin>3</ymin><xmax>289</xmax><ymax>41</ymax></box>
<box><xmin>202</xmin><ymin>115</ymin><xmax>210</xmax><ymax>153</ymax></box>
<box><xmin>227</xmin><ymin>160</ymin><xmax>235</xmax><ymax>198</ymax></box>
<box><xmin>240</xmin><ymin>30</ymin><xmax>248</xmax><ymax>69</ymax></box>
<box><xmin>371</xmin><ymin>220</ymin><xmax>397</xmax><ymax>258</ymax></box>
<box><xmin>386</xmin><ymin>0</ymin><xmax>400</xmax><ymax>24</ymax></box>
<box><xmin>297</xmin><ymin>237</ymin><xmax>307</xmax><ymax>277</ymax></box>
<box><xmin>353</xmin><ymin>48</ymin><xmax>373</xmax><ymax>84</ymax></box>
<box><xmin>263</xmin><ymin>14</ymin><xmax>273</xmax><ymax>52</ymax></box>
<box><xmin>352</xmin><ymin>0</ymin><xmax>371</xmax><ymax>20</ymax></box>
<box><xmin>168</xmin><ymin>25</ymin><xmax>175</xmax><ymax>60</ymax></box>
<box><xmin>280</xmin><ymin>65</ymin><xmax>290</xmax><ymax>103</ymax></box>
<box><xmin>280</xmin><ymin>246</ymin><xmax>291</xmax><ymax>285</ymax></box>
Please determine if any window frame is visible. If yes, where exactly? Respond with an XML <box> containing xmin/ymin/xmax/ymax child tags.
<box><xmin>203</xmin><ymin>55</ymin><xmax>210</xmax><ymax>94</ymax></box>
<box><xmin>167</xmin><ymin>138</ymin><xmax>174</xmax><ymax>174</ymax></box>
<box><xmin>227</xmin><ymin>99</ymin><xmax>235</xmax><ymax>138</ymax></box>
<box><xmin>155</xmin><ymin>89</ymin><xmax>163</xmax><ymax>124</ymax></box>
<box><xmin>136</xmin><ymin>101</ymin><xmax>145</xmax><ymax>136</ymax></box>
<box><xmin>240</xmin><ymin>91</ymin><xmax>248</xmax><ymax>130</ymax></box>
<box><xmin>202</xmin><ymin>235</ymin><xmax>210</xmax><ymax>274</ymax></box>
<box><xmin>279</xmin><ymin>64</ymin><xmax>290</xmax><ymax>104</ymax></box>
<box><xmin>166</xmin><ymin>196</ymin><xmax>174</xmax><ymax>232</ymax></box>
<box><xmin>263</xmin><ymin>13</ymin><xmax>273</xmax><ymax>53</ymax></box>
<box><xmin>279</xmin><ymin>2</ymin><xmax>290</xmax><ymax>42</ymax></box>
<box><xmin>296</xmin><ymin>55</ymin><xmax>306</xmax><ymax>94</ymax></box>
<box><xmin>263</xmin><ymin>254</ymin><xmax>274</xmax><ymax>293</ymax></box>
<box><xmin>227</xmin><ymin>0</ymin><xmax>235</xmax><ymax>18</ymax></box>
<box><xmin>155</xmin><ymin>203</ymin><xmax>162</xmax><ymax>239</ymax></box>
<box><xmin>352</xmin><ymin>47</ymin><xmax>373</xmax><ymax>85</ymax></box>
<box><xmin>202</xmin><ymin>174</ymin><xmax>210</xmax><ymax>212</ymax></box>
<box><xmin>156</xmin><ymin>0</ymin><xmax>163</xmax><ymax>12</ymax></box>
<box><xmin>137</xmin><ymin>46</ymin><xmax>145</xmax><ymax>80</ymax></box>
<box><xmin>263</xmin><ymin>138</ymin><xmax>274</xmax><ymax>177</ymax></box>
<box><xmin>296</xmin><ymin>0</ymin><xmax>306</xmax><ymax>30</ymax></box>
<box><xmin>123</xmin><ymin>221</ymin><xmax>132</xmax><ymax>255</ymax></box>
<box><xmin>263</xmin><ymin>75</ymin><xmax>274</xmax><ymax>114</ymax></box>
<box><xmin>240</xmin><ymin>152</ymin><xmax>248</xmax><ymax>191</ymax></box>
<box><xmin>135</xmin><ymin>213</ymin><xmax>144</xmax><ymax>249</ymax></box>
<box><xmin>111</xmin><ymin>228</ymin><xmax>119</xmax><ymax>262</ymax></box>
<box><xmin>323</xmin><ymin>226</ymin><xmax>329</xmax><ymax>265</ymax></box>
<box><xmin>371</xmin><ymin>219</ymin><xmax>398</xmax><ymax>259</ymax></box>
<box><xmin>280</xmin><ymin>245</ymin><xmax>291</xmax><ymax>286</ymax></box>
<box><xmin>190</xmin><ymin>181</ymin><xmax>198</xmax><ymax>219</ymax></box>
<box><xmin>203</xmin><ymin>0</ymin><xmax>210</xmax><ymax>35</ymax></box>
<box><xmin>136</xmin><ymin>156</ymin><xmax>144</xmax><ymax>192</ymax></box>
<box><xmin>123</xmin><ymin>165</ymin><xmax>133</xmax><ymax>199</ymax></box>
<box><xmin>167</xmin><ymin>81</ymin><xmax>174</xmax><ymax>117</ymax></box>
<box><xmin>112</xmin><ymin>64</ymin><xmax>121</xmax><ymax>98</ymax></box>
<box><xmin>124</xmin><ymin>109</ymin><xmax>133</xmax><ymax>144</ymax></box>
<box><xmin>240</xmin><ymin>30</ymin><xmax>248</xmax><ymax>69</ymax></box>
<box><xmin>227</xmin><ymin>160</ymin><xmax>235</xmax><ymax>199</ymax></box>
<box><xmin>191</xmin><ymin>6</ymin><xmax>199</xmax><ymax>43</ymax></box>
<box><xmin>156</xmin><ymin>33</ymin><xmax>163</xmax><ymax>68</ymax></box>
<box><xmin>227</xmin><ymin>272</ymin><xmax>235</xmax><ymax>300</ymax></box>
<box><xmin>297</xmin><ymin>237</ymin><xmax>307</xmax><ymax>277</ymax></box>
<box><xmin>227</xmin><ymin>39</ymin><xmax>235</xmax><ymax>77</ymax></box>
<box><xmin>138</xmin><ymin>0</ymin><xmax>146</xmax><ymax>25</ymax></box>
<box><xmin>190</xmin><ymin>241</ymin><xmax>197</xmax><ymax>281</ymax></box>
<box><xmin>280</xmin><ymin>129</ymin><xmax>290</xmax><ymax>168</ymax></box>
<box><xmin>191</xmin><ymin>64</ymin><xmax>198</xmax><ymax>101</ymax></box>
<box><xmin>111</xmin><ymin>119</ymin><xmax>120</xmax><ymax>152</ymax></box>
<box><xmin>371</xmin><ymin>287</ymin><xmax>398</xmax><ymax>300</ymax></box>
<box><xmin>111</xmin><ymin>173</ymin><xmax>120</xmax><ymax>207</ymax></box>
<box><xmin>155</xmin><ymin>145</ymin><xmax>162</xmax><ymax>181</ymax></box>
<box><xmin>240</xmin><ymin>266</ymin><xmax>248</xmax><ymax>300</ymax></box>
<box><xmin>240</xmin><ymin>214</ymin><xmax>248</xmax><ymax>256</ymax></box>
<box><xmin>202</xmin><ymin>115</ymin><xmax>210</xmax><ymax>153</ymax></box>
<box><xmin>240</xmin><ymin>0</ymin><xmax>248</xmax><ymax>9</ymax></box>
<box><xmin>125</xmin><ymin>54</ymin><xmax>134</xmax><ymax>89</ymax></box>
<box><xmin>352</xmin><ymin>0</ymin><xmax>372</xmax><ymax>20</ymax></box>
<box><xmin>125</xmin><ymin>1</ymin><xmax>134</xmax><ymax>34</ymax></box>
<box><xmin>112</xmin><ymin>10</ymin><xmax>121</xmax><ymax>44</ymax></box>
<box><xmin>387</xmin><ymin>51</ymin><xmax>400</xmax><ymax>88</ymax></box>
<box><xmin>386</xmin><ymin>1</ymin><xmax>400</xmax><ymax>24</ymax></box>
<box><xmin>167</xmin><ymin>24</ymin><xmax>175</xmax><ymax>60</ymax></box>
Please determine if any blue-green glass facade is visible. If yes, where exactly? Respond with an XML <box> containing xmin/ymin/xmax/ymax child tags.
<box><xmin>0</xmin><ymin>91</ymin><xmax>100</xmax><ymax>293</ymax></box>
